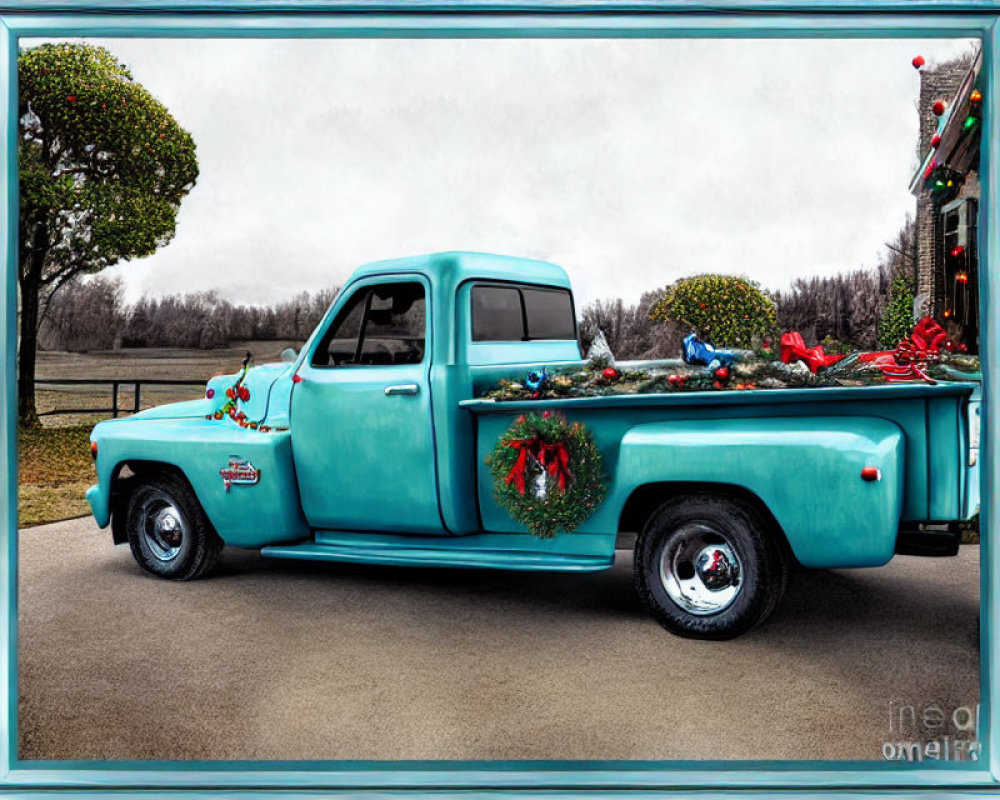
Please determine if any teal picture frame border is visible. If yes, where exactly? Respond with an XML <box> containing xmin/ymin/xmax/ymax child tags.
<box><xmin>0</xmin><ymin>3</ymin><xmax>997</xmax><ymax>796</ymax></box>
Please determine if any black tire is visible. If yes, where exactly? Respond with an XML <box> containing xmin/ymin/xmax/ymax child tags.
<box><xmin>124</xmin><ymin>470</ymin><xmax>223</xmax><ymax>580</ymax></box>
<box><xmin>634</xmin><ymin>493</ymin><xmax>788</xmax><ymax>640</ymax></box>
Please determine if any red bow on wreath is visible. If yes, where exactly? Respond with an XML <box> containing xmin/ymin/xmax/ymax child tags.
<box><xmin>506</xmin><ymin>437</ymin><xmax>574</xmax><ymax>495</ymax></box>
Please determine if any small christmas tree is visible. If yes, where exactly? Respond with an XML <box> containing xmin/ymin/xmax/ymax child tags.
<box><xmin>878</xmin><ymin>275</ymin><xmax>915</xmax><ymax>349</ymax></box>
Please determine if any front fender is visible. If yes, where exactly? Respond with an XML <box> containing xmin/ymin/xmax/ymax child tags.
<box><xmin>88</xmin><ymin>416</ymin><xmax>308</xmax><ymax>548</ymax></box>
<box><xmin>614</xmin><ymin>417</ymin><xmax>905</xmax><ymax>568</ymax></box>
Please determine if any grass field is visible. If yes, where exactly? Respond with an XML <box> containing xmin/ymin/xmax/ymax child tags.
<box><xmin>19</xmin><ymin>340</ymin><xmax>301</xmax><ymax>526</ymax></box>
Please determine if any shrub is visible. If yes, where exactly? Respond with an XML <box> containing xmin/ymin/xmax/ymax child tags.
<box><xmin>648</xmin><ymin>274</ymin><xmax>778</xmax><ymax>348</ymax></box>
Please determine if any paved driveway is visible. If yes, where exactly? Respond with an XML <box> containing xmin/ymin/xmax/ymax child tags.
<box><xmin>17</xmin><ymin>518</ymin><xmax>980</xmax><ymax>761</ymax></box>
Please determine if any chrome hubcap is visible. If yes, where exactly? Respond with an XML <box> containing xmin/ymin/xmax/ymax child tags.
<box><xmin>659</xmin><ymin>523</ymin><xmax>743</xmax><ymax>615</ymax></box>
<box><xmin>139</xmin><ymin>491</ymin><xmax>186</xmax><ymax>562</ymax></box>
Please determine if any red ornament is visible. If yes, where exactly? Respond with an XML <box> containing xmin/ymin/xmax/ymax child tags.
<box><xmin>912</xmin><ymin>55</ymin><xmax>926</xmax><ymax>69</ymax></box>
<box><xmin>930</xmin><ymin>134</ymin><xmax>941</xmax><ymax>148</ymax></box>
<box><xmin>952</xmin><ymin>245</ymin><xmax>965</xmax><ymax>258</ymax></box>
<box><xmin>66</xmin><ymin>95</ymin><xmax>76</xmax><ymax>103</ymax></box>
<box><xmin>971</xmin><ymin>89</ymin><xmax>983</xmax><ymax>104</ymax></box>
<box><xmin>225</xmin><ymin>387</ymin><xmax>235</xmax><ymax>399</ymax></box>
<box><xmin>712</xmin><ymin>380</ymin><xmax>725</xmax><ymax>390</ymax></box>
<box><xmin>714</xmin><ymin>366</ymin><xmax>730</xmax><ymax>380</ymax></box>
<box><xmin>602</xmin><ymin>367</ymin><xmax>620</xmax><ymax>381</ymax></box>
<box><xmin>206</xmin><ymin>388</ymin><xmax>215</xmax><ymax>399</ymax></box>
<box><xmin>960</xmin><ymin>343</ymin><xmax>969</xmax><ymax>353</ymax></box>
<box><xmin>933</xmin><ymin>99</ymin><xmax>947</xmax><ymax>116</ymax></box>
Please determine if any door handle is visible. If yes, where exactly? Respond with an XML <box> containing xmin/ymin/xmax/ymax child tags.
<box><xmin>384</xmin><ymin>384</ymin><xmax>420</xmax><ymax>396</ymax></box>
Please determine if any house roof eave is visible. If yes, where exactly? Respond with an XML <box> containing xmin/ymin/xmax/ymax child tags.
<box><xmin>909</xmin><ymin>51</ymin><xmax>982</xmax><ymax>197</ymax></box>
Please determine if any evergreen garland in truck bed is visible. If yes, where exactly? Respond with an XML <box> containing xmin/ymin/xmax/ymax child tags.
<box><xmin>479</xmin><ymin>352</ymin><xmax>981</xmax><ymax>402</ymax></box>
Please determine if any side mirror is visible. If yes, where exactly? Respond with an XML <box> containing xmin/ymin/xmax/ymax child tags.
<box><xmin>281</xmin><ymin>348</ymin><xmax>298</xmax><ymax>364</ymax></box>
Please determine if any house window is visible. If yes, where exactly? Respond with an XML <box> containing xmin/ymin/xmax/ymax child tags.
<box><xmin>939</xmin><ymin>198</ymin><xmax>978</xmax><ymax>353</ymax></box>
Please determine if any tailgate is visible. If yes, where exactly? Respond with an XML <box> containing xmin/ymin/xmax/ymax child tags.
<box><xmin>964</xmin><ymin>387</ymin><xmax>981</xmax><ymax>519</ymax></box>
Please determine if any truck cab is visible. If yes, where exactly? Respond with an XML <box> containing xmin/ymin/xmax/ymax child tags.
<box><xmin>289</xmin><ymin>252</ymin><xmax>580</xmax><ymax>536</ymax></box>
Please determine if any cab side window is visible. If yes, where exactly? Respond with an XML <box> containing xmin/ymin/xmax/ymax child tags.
<box><xmin>312</xmin><ymin>282</ymin><xmax>426</xmax><ymax>367</ymax></box>
<box><xmin>312</xmin><ymin>289</ymin><xmax>367</xmax><ymax>366</ymax></box>
<box><xmin>359</xmin><ymin>284</ymin><xmax>426</xmax><ymax>365</ymax></box>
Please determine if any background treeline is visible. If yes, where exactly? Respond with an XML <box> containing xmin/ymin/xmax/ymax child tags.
<box><xmin>40</xmin><ymin>218</ymin><xmax>915</xmax><ymax>355</ymax></box>
<box><xmin>580</xmin><ymin>219</ymin><xmax>914</xmax><ymax>358</ymax></box>
<box><xmin>39</xmin><ymin>279</ymin><xmax>338</xmax><ymax>352</ymax></box>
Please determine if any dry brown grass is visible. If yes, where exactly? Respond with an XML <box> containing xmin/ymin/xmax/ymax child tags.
<box><xmin>17</xmin><ymin>425</ymin><xmax>94</xmax><ymax>527</ymax></box>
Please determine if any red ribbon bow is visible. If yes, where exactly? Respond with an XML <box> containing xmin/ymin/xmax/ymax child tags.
<box><xmin>855</xmin><ymin>316</ymin><xmax>951</xmax><ymax>384</ymax></box>
<box><xmin>910</xmin><ymin>317</ymin><xmax>948</xmax><ymax>352</ymax></box>
<box><xmin>779</xmin><ymin>332</ymin><xmax>846</xmax><ymax>373</ymax></box>
<box><xmin>505</xmin><ymin>437</ymin><xmax>574</xmax><ymax>495</ymax></box>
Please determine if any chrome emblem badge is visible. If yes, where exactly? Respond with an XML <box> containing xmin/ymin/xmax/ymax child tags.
<box><xmin>220</xmin><ymin>458</ymin><xmax>260</xmax><ymax>492</ymax></box>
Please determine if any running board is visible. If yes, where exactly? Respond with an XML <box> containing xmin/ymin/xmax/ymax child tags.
<box><xmin>259</xmin><ymin>541</ymin><xmax>613</xmax><ymax>572</ymax></box>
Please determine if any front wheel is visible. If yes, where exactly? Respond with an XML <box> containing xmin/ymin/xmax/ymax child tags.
<box><xmin>125</xmin><ymin>470</ymin><xmax>223</xmax><ymax>580</ymax></box>
<box><xmin>634</xmin><ymin>494</ymin><xmax>788</xmax><ymax>640</ymax></box>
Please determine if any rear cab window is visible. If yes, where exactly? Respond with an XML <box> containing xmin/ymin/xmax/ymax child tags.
<box><xmin>471</xmin><ymin>284</ymin><xmax>576</xmax><ymax>342</ymax></box>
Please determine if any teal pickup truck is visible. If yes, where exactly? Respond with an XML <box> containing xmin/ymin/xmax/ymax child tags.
<box><xmin>87</xmin><ymin>252</ymin><xmax>981</xmax><ymax>639</ymax></box>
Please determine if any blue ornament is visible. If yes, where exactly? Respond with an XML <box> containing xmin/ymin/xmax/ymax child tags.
<box><xmin>682</xmin><ymin>333</ymin><xmax>734</xmax><ymax>368</ymax></box>
<box><xmin>525</xmin><ymin>368</ymin><xmax>548</xmax><ymax>392</ymax></box>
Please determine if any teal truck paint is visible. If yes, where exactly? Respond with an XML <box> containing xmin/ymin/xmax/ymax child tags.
<box><xmin>86</xmin><ymin>252</ymin><xmax>980</xmax><ymax>639</ymax></box>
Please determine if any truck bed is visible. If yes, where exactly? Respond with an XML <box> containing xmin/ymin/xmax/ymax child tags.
<box><xmin>461</xmin><ymin>381</ymin><xmax>978</xmax><ymax>566</ymax></box>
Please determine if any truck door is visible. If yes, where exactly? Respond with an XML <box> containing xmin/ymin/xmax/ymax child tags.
<box><xmin>291</xmin><ymin>276</ymin><xmax>442</xmax><ymax>533</ymax></box>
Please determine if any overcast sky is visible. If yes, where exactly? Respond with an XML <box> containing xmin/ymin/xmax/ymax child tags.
<box><xmin>28</xmin><ymin>36</ymin><xmax>978</xmax><ymax>310</ymax></box>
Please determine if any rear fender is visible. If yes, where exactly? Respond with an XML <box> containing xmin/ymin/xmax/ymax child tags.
<box><xmin>614</xmin><ymin>417</ymin><xmax>905</xmax><ymax>568</ymax></box>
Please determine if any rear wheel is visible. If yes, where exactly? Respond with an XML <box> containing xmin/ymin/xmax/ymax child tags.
<box><xmin>125</xmin><ymin>470</ymin><xmax>223</xmax><ymax>580</ymax></box>
<box><xmin>634</xmin><ymin>494</ymin><xmax>788</xmax><ymax>639</ymax></box>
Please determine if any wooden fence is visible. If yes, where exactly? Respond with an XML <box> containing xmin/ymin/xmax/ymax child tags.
<box><xmin>35</xmin><ymin>378</ymin><xmax>205</xmax><ymax>418</ymax></box>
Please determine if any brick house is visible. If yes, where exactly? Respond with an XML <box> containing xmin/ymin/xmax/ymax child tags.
<box><xmin>911</xmin><ymin>50</ymin><xmax>982</xmax><ymax>352</ymax></box>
